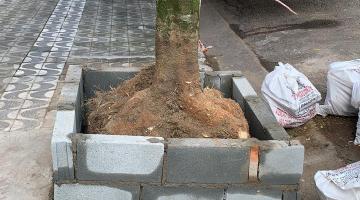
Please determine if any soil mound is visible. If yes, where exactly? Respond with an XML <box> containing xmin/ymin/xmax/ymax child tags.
<box><xmin>86</xmin><ymin>65</ymin><xmax>249</xmax><ymax>139</ymax></box>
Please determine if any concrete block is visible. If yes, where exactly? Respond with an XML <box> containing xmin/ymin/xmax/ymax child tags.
<box><xmin>232</xmin><ymin>76</ymin><xmax>257</xmax><ymax>111</ymax></box>
<box><xmin>227</xmin><ymin>188</ymin><xmax>282</xmax><ymax>200</ymax></box>
<box><xmin>244</xmin><ymin>96</ymin><xmax>289</xmax><ymax>140</ymax></box>
<box><xmin>83</xmin><ymin>68</ymin><xmax>140</xmax><ymax>99</ymax></box>
<box><xmin>259</xmin><ymin>141</ymin><xmax>304</xmax><ymax>185</ymax></box>
<box><xmin>51</xmin><ymin>110</ymin><xmax>77</xmax><ymax>181</ymax></box>
<box><xmin>54</xmin><ymin>183</ymin><xmax>139</xmax><ymax>200</ymax></box>
<box><xmin>57</xmin><ymin>82</ymin><xmax>82</xmax><ymax>111</ymax></box>
<box><xmin>283</xmin><ymin>191</ymin><xmax>299</xmax><ymax>200</ymax></box>
<box><xmin>166</xmin><ymin>138</ymin><xmax>250</xmax><ymax>184</ymax></box>
<box><xmin>76</xmin><ymin>135</ymin><xmax>164</xmax><ymax>182</ymax></box>
<box><xmin>204</xmin><ymin>71</ymin><xmax>242</xmax><ymax>98</ymax></box>
<box><xmin>64</xmin><ymin>65</ymin><xmax>82</xmax><ymax>83</ymax></box>
<box><xmin>141</xmin><ymin>186</ymin><xmax>224</xmax><ymax>200</ymax></box>
<box><xmin>200</xmin><ymin>71</ymin><xmax>205</xmax><ymax>89</ymax></box>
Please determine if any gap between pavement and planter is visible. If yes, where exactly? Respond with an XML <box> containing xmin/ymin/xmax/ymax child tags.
<box><xmin>51</xmin><ymin>65</ymin><xmax>304</xmax><ymax>200</ymax></box>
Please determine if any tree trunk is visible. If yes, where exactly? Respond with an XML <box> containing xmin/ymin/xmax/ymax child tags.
<box><xmin>86</xmin><ymin>0</ymin><xmax>249</xmax><ymax>139</ymax></box>
<box><xmin>155</xmin><ymin>0</ymin><xmax>201</xmax><ymax>94</ymax></box>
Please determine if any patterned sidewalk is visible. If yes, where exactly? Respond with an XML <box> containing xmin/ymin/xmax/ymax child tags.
<box><xmin>0</xmin><ymin>0</ymin><xmax>86</xmax><ymax>132</ymax></box>
<box><xmin>0</xmin><ymin>0</ymin><xmax>58</xmax><ymax>90</ymax></box>
<box><xmin>0</xmin><ymin>0</ymin><xmax>156</xmax><ymax>199</ymax></box>
<box><xmin>68</xmin><ymin>0</ymin><xmax>155</xmax><ymax>66</ymax></box>
<box><xmin>0</xmin><ymin>0</ymin><xmax>156</xmax><ymax>132</ymax></box>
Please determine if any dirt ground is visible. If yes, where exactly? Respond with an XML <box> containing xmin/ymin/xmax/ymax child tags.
<box><xmin>201</xmin><ymin>0</ymin><xmax>360</xmax><ymax>199</ymax></box>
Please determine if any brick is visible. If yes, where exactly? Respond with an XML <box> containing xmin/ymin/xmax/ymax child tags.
<box><xmin>227</xmin><ymin>187</ymin><xmax>282</xmax><ymax>200</ymax></box>
<box><xmin>54</xmin><ymin>184</ymin><xmax>139</xmax><ymax>200</ymax></box>
<box><xmin>51</xmin><ymin>110</ymin><xmax>77</xmax><ymax>181</ymax></box>
<box><xmin>244</xmin><ymin>96</ymin><xmax>289</xmax><ymax>140</ymax></box>
<box><xmin>259</xmin><ymin>141</ymin><xmax>304</xmax><ymax>185</ymax></box>
<box><xmin>232</xmin><ymin>76</ymin><xmax>257</xmax><ymax>111</ymax></box>
<box><xmin>141</xmin><ymin>186</ymin><xmax>224</xmax><ymax>200</ymax></box>
<box><xmin>76</xmin><ymin>135</ymin><xmax>164</xmax><ymax>182</ymax></box>
<box><xmin>166</xmin><ymin>138</ymin><xmax>250</xmax><ymax>184</ymax></box>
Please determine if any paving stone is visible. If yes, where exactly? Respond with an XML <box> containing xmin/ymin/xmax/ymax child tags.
<box><xmin>1</xmin><ymin>90</ymin><xmax>28</xmax><ymax>100</ymax></box>
<box><xmin>0</xmin><ymin>120</ymin><xmax>12</xmax><ymax>130</ymax></box>
<box><xmin>0</xmin><ymin>109</ymin><xmax>18</xmax><ymax>120</ymax></box>
<box><xmin>166</xmin><ymin>138</ymin><xmax>250</xmax><ymax>184</ymax></box>
<box><xmin>27</xmin><ymin>90</ymin><xmax>55</xmax><ymax>100</ymax></box>
<box><xmin>54</xmin><ymin>184</ymin><xmax>140</xmax><ymax>200</ymax></box>
<box><xmin>20</xmin><ymin>63</ymin><xmax>43</xmax><ymax>70</ymax></box>
<box><xmin>76</xmin><ymin>135</ymin><xmax>164</xmax><ymax>182</ymax></box>
<box><xmin>17</xmin><ymin>107</ymin><xmax>47</xmax><ymax>120</ymax></box>
<box><xmin>0</xmin><ymin>99</ymin><xmax>24</xmax><ymax>110</ymax></box>
<box><xmin>10</xmin><ymin>118</ymin><xmax>42</xmax><ymax>131</ymax></box>
<box><xmin>226</xmin><ymin>188</ymin><xmax>282</xmax><ymax>200</ymax></box>
<box><xmin>141</xmin><ymin>186</ymin><xmax>224</xmax><ymax>200</ymax></box>
<box><xmin>22</xmin><ymin>99</ymin><xmax>50</xmax><ymax>109</ymax></box>
<box><xmin>38</xmin><ymin>68</ymin><xmax>62</xmax><ymax>76</ymax></box>
<box><xmin>14</xmin><ymin>68</ymin><xmax>39</xmax><ymax>76</ymax></box>
<box><xmin>5</xmin><ymin>82</ymin><xmax>32</xmax><ymax>92</ymax></box>
<box><xmin>30</xmin><ymin>82</ymin><xmax>57</xmax><ymax>91</ymax></box>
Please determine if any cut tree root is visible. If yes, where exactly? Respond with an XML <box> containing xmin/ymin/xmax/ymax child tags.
<box><xmin>86</xmin><ymin>65</ymin><xmax>250</xmax><ymax>139</ymax></box>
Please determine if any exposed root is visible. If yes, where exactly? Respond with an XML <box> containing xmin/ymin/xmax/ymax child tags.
<box><xmin>86</xmin><ymin>65</ymin><xmax>249</xmax><ymax>139</ymax></box>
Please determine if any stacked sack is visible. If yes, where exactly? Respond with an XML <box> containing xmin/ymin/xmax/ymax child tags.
<box><xmin>262</xmin><ymin>62</ymin><xmax>322</xmax><ymax>128</ymax></box>
<box><xmin>318</xmin><ymin>59</ymin><xmax>360</xmax><ymax>144</ymax></box>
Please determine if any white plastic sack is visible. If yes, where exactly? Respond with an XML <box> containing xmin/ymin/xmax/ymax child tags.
<box><xmin>319</xmin><ymin>60</ymin><xmax>360</xmax><ymax>116</ymax></box>
<box><xmin>352</xmin><ymin>82</ymin><xmax>360</xmax><ymax>145</ymax></box>
<box><xmin>265</xmin><ymin>96</ymin><xmax>317</xmax><ymax>128</ymax></box>
<box><xmin>262</xmin><ymin>62</ymin><xmax>321</xmax><ymax>127</ymax></box>
<box><xmin>315</xmin><ymin>161</ymin><xmax>360</xmax><ymax>200</ymax></box>
<box><xmin>355</xmin><ymin>110</ymin><xmax>360</xmax><ymax>145</ymax></box>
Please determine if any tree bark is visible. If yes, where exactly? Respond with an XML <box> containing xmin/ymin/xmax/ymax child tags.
<box><xmin>155</xmin><ymin>0</ymin><xmax>201</xmax><ymax>94</ymax></box>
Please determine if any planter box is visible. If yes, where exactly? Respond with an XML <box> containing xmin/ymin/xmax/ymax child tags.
<box><xmin>52</xmin><ymin>65</ymin><xmax>304</xmax><ymax>200</ymax></box>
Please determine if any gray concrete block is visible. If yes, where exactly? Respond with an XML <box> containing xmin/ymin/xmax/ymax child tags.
<box><xmin>166</xmin><ymin>138</ymin><xmax>250</xmax><ymax>184</ymax></box>
<box><xmin>141</xmin><ymin>186</ymin><xmax>224</xmax><ymax>200</ymax></box>
<box><xmin>57</xmin><ymin>83</ymin><xmax>81</xmax><ymax>110</ymax></box>
<box><xmin>227</xmin><ymin>187</ymin><xmax>282</xmax><ymax>200</ymax></box>
<box><xmin>283</xmin><ymin>191</ymin><xmax>298</xmax><ymax>200</ymax></box>
<box><xmin>204</xmin><ymin>71</ymin><xmax>242</xmax><ymax>98</ymax></box>
<box><xmin>244</xmin><ymin>96</ymin><xmax>289</xmax><ymax>140</ymax></box>
<box><xmin>83</xmin><ymin>68</ymin><xmax>140</xmax><ymax>99</ymax></box>
<box><xmin>54</xmin><ymin>183</ymin><xmax>139</xmax><ymax>200</ymax></box>
<box><xmin>259</xmin><ymin>141</ymin><xmax>304</xmax><ymax>185</ymax></box>
<box><xmin>200</xmin><ymin>71</ymin><xmax>205</xmax><ymax>89</ymax></box>
<box><xmin>58</xmin><ymin>67</ymin><xmax>84</xmax><ymax>132</ymax></box>
<box><xmin>64</xmin><ymin>65</ymin><xmax>82</xmax><ymax>83</ymax></box>
<box><xmin>51</xmin><ymin>110</ymin><xmax>77</xmax><ymax>181</ymax></box>
<box><xmin>232</xmin><ymin>76</ymin><xmax>257</xmax><ymax>111</ymax></box>
<box><xmin>76</xmin><ymin>135</ymin><xmax>164</xmax><ymax>182</ymax></box>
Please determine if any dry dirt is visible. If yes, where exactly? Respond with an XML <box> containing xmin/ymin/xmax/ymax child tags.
<box><xmin>85</xmin><ymin>64</ymin><xmax>249</xmax><ymax>139</ymax></box>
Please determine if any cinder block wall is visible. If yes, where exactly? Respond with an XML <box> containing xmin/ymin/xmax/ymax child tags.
<box><xmin>52</xmin><ymin>66</ymin><xmax>304</xmax><ymax>200</ymax></box>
